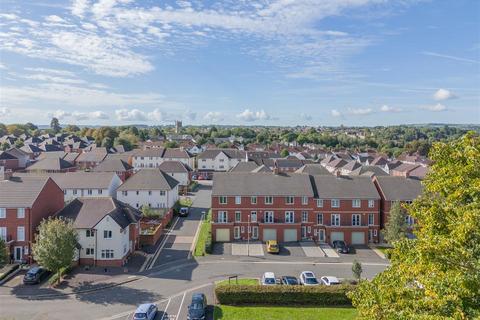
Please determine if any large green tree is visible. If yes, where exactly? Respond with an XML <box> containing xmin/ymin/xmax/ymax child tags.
<box><xmin>50</xmin><ymin>117</ymin><xmax>61</xmax><ymax>133</ymax></box>
<box><xmin>383</xmin><ymin>201</ymin><xmax>408</xmax><ymax>243</ymax></box>
<box><xmin>32</xmin><ymin>217</ymin><xmax>78</xmax><ymax>275</ymax></box>
<box><xmin>0</xmin><ymin>238</ymin><xmax>7</xmax><ymax>268</ymax></box>
<box><xmin>349</xmin><ymin>132</ymin><xmax>480</xmax><ymax>319</ymax></box>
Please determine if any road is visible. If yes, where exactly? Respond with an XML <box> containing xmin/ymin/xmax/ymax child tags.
<box><xmin>0</xmin><ymin>181</ymin><xmax>390</xmax><ymax>320</ymax></box>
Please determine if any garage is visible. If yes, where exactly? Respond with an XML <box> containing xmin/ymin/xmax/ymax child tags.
<box><xmin>351</xmin><ymin>232</ymin><xmax>365</xmax><ymax>245</ymax></box>
<box><xmin>283</xmin><ymin>229</ymin><xmax>298</xmax><ymax>242</ymax></box>
<box><xmin>330</xmin><ymin>231</ymin><xmax>344</xmax><ymax>244</ymax></box>
<box><xmin>215</xmin><ymin>229</ymin><xmax>230</xmax><ymax>242</ymax></box>
<box><xmin>263</xmin><ymin>229</ymin><xmax>277</xmax><ymax>241</ymax></box>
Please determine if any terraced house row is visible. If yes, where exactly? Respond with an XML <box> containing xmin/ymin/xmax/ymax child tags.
<box><xmin>211</xmin><ymin>171</ymin><xmax>423</xmax><ymax>245</ymax></box>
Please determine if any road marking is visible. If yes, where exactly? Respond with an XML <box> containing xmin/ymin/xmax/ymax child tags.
<box><xmin>200</xmin><ymin>260</ymin><xmax>390</xmax><ymax>267</ymax></box>
<box><xmin>161</xmin><ymin>298</ymin><xmax>172</xmax><ymax>320</ymax></box>
<box><xmin>144</xmin><ymin>216</ymin><xmax>181</xmax><ymax>271</ymax></box>
<box><xmin>177</xmin><ymin>292</ymin><xmax>187</xmax><ymax>319</ymax></box>
<box><xmin>188</xmin><ymin>212</ymin><xmax>205</xmax><ymax>260</ymax></box>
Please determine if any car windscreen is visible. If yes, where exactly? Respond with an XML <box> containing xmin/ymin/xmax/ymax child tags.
<box><xmin>305</xmin><ymin>277</ymin><xmax>318</xmax><ymax>284</ymax></box>
<box><xmin>265</xmin><ymin>278</ymin><xmax>276</xmax><ymax>284</ymax></box>
<box><xmin>191</xmin><ymin>303</ymin><xmax>204</xmax><ymax>310</ymax></box>
<box><xmin>287</xmin><ymin>278</ymin><xmax>298</xmax><ymax>284</ymax></box>
<box><xmin>134</xmin><ymin>313</ymin><xmax>147</xmax><ymax>319</ymax></box>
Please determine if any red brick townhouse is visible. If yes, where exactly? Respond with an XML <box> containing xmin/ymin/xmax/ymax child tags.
<box><xmin>0</xmin><ymin>175</ymin><xmax>64</xmax><ymax>262</ymax></box>
<box><xmin>211</xmin><ymin>172</ymin><xmax>381</xmax><ymax>245</ymax></box>
<box><xmin>373</xmin><ymin>176</ymin><xmax>423</xmax><ymax>239</ymax></box>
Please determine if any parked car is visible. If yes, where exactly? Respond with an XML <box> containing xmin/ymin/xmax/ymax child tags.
<box><xmin>179</xmin><ymin>207</ymin><xmax>189</xmax><ymax>217</ymax></box>
<box><xmin>261</xmin><ymin>272</ymin><xmax>277</xmax><ymax>285</ymax></box>
<box><xmin>187</xmin><ymin>293</ymin><xmax>207</xmax><ymax>320</ymax></box>
<box><xmin>133</xmin><ymin>303</ymin><xmax>157</xmax><ymax>320</ymax></box>
<box><xmin>299</xmin><ymin>271</ymin><xmax>319</xmax><ymax>286</ymax></box>
<box><xmin>320</xmin><ymin>276</ymin><xmax>341</xmax><ymax>286</ymax></box>
<box><xmin>266</xmin><ymin>240</ymin><xmax>280</xmax><ymax>254</ymax></box>
<box><xmin>281</xmin><ymin>276</ymin><xmax>299</xmax><ymax>285</ymax></box>
<box><xmin>23</xmin><ymin>267</ymin><xmax>50</xmax><ymax>285</ymax></box>
<box><xmin>332</xmin><ymin>240</ymin><xmax>350</xmax><ymax>254</ymax></box>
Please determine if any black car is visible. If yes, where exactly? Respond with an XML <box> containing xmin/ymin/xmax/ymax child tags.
<box><xmin>23</xmin><ymin>267</ymin><xmax>50</xmax><ymax>285</ymax></box>
<box><xmin>281</xmin><ymin>276</ymin><xmax>299</xmax><ymax>285</ymax></box>
<box><xmin>187</xmin><ymin>293</ymin><xmax>207</xmax><ymax>320</ymax></box>
<box><xmin>332</xmin><ymin>240</ymin><xmax>350</xmax><ymax>254</ymax></box>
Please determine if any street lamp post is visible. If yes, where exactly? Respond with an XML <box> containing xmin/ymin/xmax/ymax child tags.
<box><xmin>247</xmin><ymin>214</ymin><xmax>250</xmax><ymax>256</ymax></box>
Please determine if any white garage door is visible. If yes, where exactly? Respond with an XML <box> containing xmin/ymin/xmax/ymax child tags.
<box><xmin>351</xmin><ymin>232</ymin><xmax>365</xmax><ymax>245</ymax></box>
<box><xmin>263</xmin><ymin>229</ymin><xmax>277</xmax><ymax>241</ymax></box>
<box><xmin>216</xmin><ymin>229</ymin><xmax>230</xmax><ymax>242</ymax></box>
<box><xmin>284</xmin><ymin>229</ymin><xmax>298</xmax><ymax>242</ymax></box>
<box><xmin>330</xmin><ymin>232</ymin><xmax>344</xmax><ymax>244</ymax></box>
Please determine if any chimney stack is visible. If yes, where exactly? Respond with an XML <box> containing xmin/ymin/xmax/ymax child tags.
<box><xmin>1</xmin><ymin>166</ymin><xmax>13</xmax><ymax>181</ymax></box>
<box><xmin>335</xmin><ymin>170</ymin><xmax>341</xmax><ymax>178</ymax></box>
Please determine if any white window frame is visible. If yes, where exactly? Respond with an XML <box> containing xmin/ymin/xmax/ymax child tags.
<box><xmin>0</xmin><ymin>208</ymin><xmax>5</xmax><ymax>219</ymax></box>
<box><xmin>368</xmin><ymin>200</ymin><xmax>375</xmax><ymax>208</ymax></box>
<box><xmin>265</xmin><ymin>196</ymin><xmax>273</xmax><ymax>205</ymax></box>
<box><xmin>218</xmin><ymin>211</ymin><xmax>228</xmax><ymax>223</ymax></box>
<box><xmin>331</xmin><ymin>214</ymin><xmax>340</xmax><ymax>226</ymax></box>
<box><xmin>302</xmin><ymin>196</ymin><xmax>308</xmax><ymax>205</ymax></box>
<box><xmin>86</xmin><ymin>248</ymin><xmax>94</xmax><ymax>256</ymax></box>
<box><xmin>331</xmin><ymin>199</ymin><xmax>340</xmax><ymax>208</ymax></box>
<box><xmin>368</xmin><ymin>213</ymin><xmax>375</xmax><ymax>226</ymax></box>
<box><xmin>285</xmin><ymin>211</ymin><xmax>294</xmax><ymax>223</ymax></box>
<box><xmin>250</xmin><ymin>211</ymin><xmax>257</xmax><ymax>223</ymax></box>
<box><xmin>250</xmin><ymin>196</ymin><xmax>257</xmax><ymax>204</ymax></box>
<box><xmin>17</xmin><ymin>226</ymin><xmax>25</xmax><ymax>241</ymax></box>
<box><xmin>0</xmin><ymin>227</ymin><xmax>6</xmax><ymax>241</ymax></box>
<box><xmin>316</xmin><ymin>199</ymin><xmax>323</xmax><ymax>208</ymax></box>
<box><xmin>235</xmin><ymin>211</ymin><xmax>241</xmax><ymax>223</ymax></box>
<box><xmin>86</xmin><ymin>229</ymin><xmax>95</xmax><ymax>237</ymax></box>
<box><xmin>352</xmin><ymin>199</ymin><xmax>361</xmax><ymax>208</ymax></box>
<box><xmin>101</xmin><ymin>249</ymin><xmax>114</xmax><ymax>259</ymax></box>
<box><xmin>317</xmin><ymin>213</ymin><xmax>323</xmax><ymax>225</ymax></box>
<box><xmin>264</xmin><ymin>211</ymin><xmax>274</xmax><ymax>223</ymax></box>
<box><xmin>219</xmin><ymin>196</ymin><xmax>228</xmax><ymax>204</ymax></box>
<box><xmin>17</xmin><ymin>208</ymin><xmax>25</xmax><ymax>218</ymax></box>
<box><xmin>302</xmin><ymin>211</ymin><xmax>308</xmax><ymax>223</ymax></box>
<box><xmin>285</xmin><ymin>196</ymin><xmax>294</xmax><ymax>205</ymax></box>
<box><xmin>235</xmin><ymin>196</ymin><xmax>242</xmax><ymax>205</ymax></box>
<box><xmin>352</xmin><ymin>214</ymin><xmax>361</xmax><ymax>226</ymax></box>
<box><xmin>104</xmin><ymin>230</ymin><xmax>113</xmax><ymax>239</ymax></box>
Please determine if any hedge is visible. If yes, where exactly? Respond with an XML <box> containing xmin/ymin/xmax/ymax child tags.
<box><xmin>48</xmin><ymin>266</ymin><xmax>71</xmax><ymax>286</ymax></box>
<box><xmin>215</xmin><ymin>284</ymin><xmax>355</xmax><ymax>306</ymax></box>
<box><xmin>194</xmin><ymin>209</ymin><xmax>212</xmax><ymax>256</ymax></box>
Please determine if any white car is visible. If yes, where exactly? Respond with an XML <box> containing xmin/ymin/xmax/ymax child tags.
<box><xmin>299</xmin><ymin>271</ymin><xmax>319</xmax><ymax>286</ymax></box>
<box><xmin>261</xmin><ymin>272</ymin><xmax>277</xmax><ymax>285</ymax></box>
<box><xmin>320</xmin><ymin>276</ymin><xmax>341</xmax><ymax>286</ymax></box>
<box><xmin>133</xmin><ymin>303</ymin><xmax>157</xmax><ymax>320</ymax></box>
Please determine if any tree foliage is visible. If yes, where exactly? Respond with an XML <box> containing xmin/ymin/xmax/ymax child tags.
<box><xmin>352</xmin><ymin>260</ymin><xmax>362</xmax><ymax>280</ymax></box>
<box><xmin>32</xmin><ymin>217</ymin><xmax>78</xmax><ymax>274</ymax></box>
<box><xmin>349</xmin><ymin>132</ymin><xmax>480</xmax><ymax>319</ymax></box>
<box><xmin>50</xmin><ymin>117</ymin><xmax>61</xmax><ymax>133</ymax></box>
<box><xmin>0</xmin><ymin>238</ymin><xmax>7</xmax><ymax>268</ymax></box>
<box><xmin>383</xmin><ymin>201</ymin><xmax>408</xmax><ymax>243</ymax></box>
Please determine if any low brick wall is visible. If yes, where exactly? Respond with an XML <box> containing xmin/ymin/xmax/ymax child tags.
<box><xmin>139</xmin><ymin>209</ymin><xmax>174</xmax><ymax>246</ymax></box>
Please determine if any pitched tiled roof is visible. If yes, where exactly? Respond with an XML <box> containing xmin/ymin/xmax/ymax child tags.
<box><xmin>375</xmin><ymin>176</ymin><xmax>423</xmax><ymax>201</ymax></box>
<box><xmin>213</xmin><ymin>172</ymin><xmax>314</xmax><ymax>196</ymax></box>
<box><xmin>229</xmin><ymin>161</ymin><xmax>259</xmax><ymax>172</ymax></box>
<box><xmin>51</xmin><ymin>172</ymin><xmax>118</xmax><ymax>189</ymax></box>
<box><xmin>76</xmin><ymin>148</ymin><xmax>108</xmax><ymax>163</ymax></box>
<box><xmin>26</xmin><ymin>157</ymin><xmax>74</xmax><ymax>171</ymax></box>
<box><xmin>198</xmin><ymin>149</ymin><xmax>246</xmax><ymax>160</ymax></box>
<box><xmin>0</xmin><ymin>176</ymin><xmax>53</xmax><ymax>207</ymax></box>
<box><xmin>312</xmin><ymin>175</ymin><xmax>380</xmax><ymax>199</ymax></box>
<box><xmin>133</xmin><ymin>148</ymin><xmax>166</xmax><ymax>158</ymax></box>
<box><xmin>326</xmin><ymin>158</ymin><xmax>348</xmax><ymax>169</ymax></box>
<box><xmin>117</xmin><ymin>169</ymin><xmax>179</xmax><ymax>191</ymax></box>
<box><xmin>349</xmin><ymin>165</ymin><xmax>388</xmax><ymax>177</ymax></box>
<box><xmin>295</xmin><ymin>164</ymin><xmax>331</xmax><ymax>175</ymax></box>
<box><xmin>56</xmin><ymin>197</ymin><xmax>140</xmax><ymax>229</ymax></box>
<box><xmin>158</xmin><ymin>161</ymin><xmax>192</xmax><ymax>173</ymax></box>
<box><xmin>341</xmin><ymin>160</ymin><xmax>362</xmax><ymax>172</ymax></box>
<box><xmin>163</xmin><ymin>148</ymin><xmax>192</xmax><ymax>159</ymax></box>
<box><xmin>93</xmin><ymin>159</ymin><xmax>133</xmax><ymax>172</ymax></box>
<box><xmin>370</xmin><ymin>156</ymin><xmax>388</xmax><ymax>166</ymax></box>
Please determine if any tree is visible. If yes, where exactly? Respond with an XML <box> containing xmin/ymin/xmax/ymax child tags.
<box><xmin>0</xmin><ymin>238</ymin><xmax>7</xmax><ymax>268</ymax></box>
<box><xmin>280</xmin><ymin>149</ymin><xmax>289</xmax><ymax>157</ymax></box>
<box><xmin>32</xmin><ymin>217</ymin><xmax>78</xmax><ymax>276</ymax></box>
<box><xmin>352</xmin><ymin>260</ymin><xmax>362</xmax><ymax>280</ymax></box>
<box><xmin>165</xmin><ymin>141</ymin><xmax>178</xmax><ymax>148</ymax></box>
<box><xmin>349</xmin><ymin>132</ymin><xmax>480</xmax><ymax>319</ymax></box>
<box><xmin>141</xmin><ymin>205</ymin><xmax>159</xmax><ymax>218</ymax></box>
<box><xmin>1</xmin><ymin>142</ymin><xmax>9</xmax><ymax>151</ymax></box>
<box><xmin>50</xmin><ymin>117</ymin><xmax>61</xmax><ymax>133</ymax></box>
<box><xmin>382</xmin><ymin>201</ymin><xmax>408</xmax><ymax>243</ymax></box>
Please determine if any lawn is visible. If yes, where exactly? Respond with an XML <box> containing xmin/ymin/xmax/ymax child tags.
<box><xmin>216</xmin><ymin>278</ymin><xmax>259</xmax><ymax>286</ymax></box>
<box><xmin>193</xmin><ymin>209</ymin><xmax>212</xmax><ymax>256</ymax></box>
<box><xmin>213</xmin><ymin>306</ymin><xmax>357</xmax><ymax>320</ymax></box>
<box><xmin>376</xmin><ymin>246</ymin><xmax>393</xmax><ymax>256</ymax></box>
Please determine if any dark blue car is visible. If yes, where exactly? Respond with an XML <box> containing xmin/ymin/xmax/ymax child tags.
<box><xmin>188</xmin><ymin>293</ymin><xmax>207</xmax><ymax>320</ymax></box>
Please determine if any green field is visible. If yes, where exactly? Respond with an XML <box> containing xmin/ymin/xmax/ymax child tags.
<box><xmin>213</xmin><ymin>306</ymin><xmax>357</xmax><ymax>320</ymax></box>
<box><xmin>215</xmin><ymin>278</ymin><xmax>259</xmax><ymax>286</ymax></box>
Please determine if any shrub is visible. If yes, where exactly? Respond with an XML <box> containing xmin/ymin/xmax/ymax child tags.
<box><xmin>48</xmin><ymin>266</ymin><xmax>71</xmax><ymax>286</ymax></box>
<box><xmin>215</xmin><ymin>284</ymin><xmax>355</xmax><ymax>306</ymax></box>
<box><xmin>194</xmin><ymin>209</ymin><xmax>212</xmax><ymax>256</ymax></box>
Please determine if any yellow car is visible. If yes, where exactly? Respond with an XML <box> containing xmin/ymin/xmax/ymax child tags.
<box><xmin>266</xmin><ymin>240</ymin><xmax>280</xmax><ymax>254</ymax></box>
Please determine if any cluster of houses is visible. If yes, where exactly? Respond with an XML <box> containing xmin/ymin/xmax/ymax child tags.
<box><xmin>0</xmin><ymin>131</ymin><xmax>429</xmax><ymax>266</ymax></box>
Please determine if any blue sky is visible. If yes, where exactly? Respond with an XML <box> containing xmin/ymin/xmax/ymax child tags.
<box><xmin>0</xmin><ymin>0</ymin><xmax>479</xmax><ymax>126</ymax></box>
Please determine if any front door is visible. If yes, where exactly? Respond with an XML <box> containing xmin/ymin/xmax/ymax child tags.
<box><xmin>252</xmin><ymin>226</ymin><xmax>259</xmax><ymax>239</ymax></box>
<box><xmin>368</xmin><ymin>230</ymin><xmax>373</xmax><ymax>242</ymax></box>
<box><xmin>301</xmin><ymin>226</ymin><xmax>307</xmax><ymax>239</ymax></box>
<box><xmin>318</xmin><ymin>229</ymin><xmax>325</xmax><ymax>243</ymax></box>
<box><xmin>14</xmin><ymin>246</ymin><xmax>23</xmax><ymax>262</ymax></box>
<box><xmin>234</xmin><ymin>226</ymin><xmax>241</xmax><ymax>240</ymax></box>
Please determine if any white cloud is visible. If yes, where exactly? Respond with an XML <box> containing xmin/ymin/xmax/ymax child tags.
<box><xmin>236</xmin><ymin>109</ymin><xmax>273</xmax><ymax>122</ymax></box>
<box><xmin>421</xmin><ymin>103</ymin><xmax>447</xmax><ymax>112</ymax></box>
<box><xmin>45</xmin><ymin>15</ymin><xmax>66</xmax><ymax>23</ymax></box>
<box><xmin>433</xmin><ymin>88</ymin><xmax>457</xmax><ymax>101</ymax></box>
<box><xmin>331</xmin><ymin>109</ymin><xmax>343</xmax><ymax>117</ymax></box>
<box><xmin>71</xmin><ymin>0</ymin><xmax>90</xmax><ymax>18</ymax></box>
<box><xmin>149</xmin><ymin>108</ymin><xmax>165</xmax><ymax>121</ymax></box>
<box><xmin>48</xmin><ymin>109</ymin><xmax>71</xmax><ymax>120</ymax></box>
<box><xmin>380</xmin><ymin>105</ymin><xmax>402</xmax><ymax>112</ymax></box>
<box><xmin>183</xmin><ymin>109</ymin><xmax>197</xmax><ymax>121</ymax></box>
<box><xmin>115</xmin><ymin>108</ymin><xmax>148</xmax><ymax>121</ymax></box>
<box><xmin>46</xmin><ymin>109</ymin><xmax>109</xmax><ymax>121</ymax></box>
<box><xmin>0</xmin><ymin>107</ymin><xmax>11</xmax><ymax>118</ymax></box>
<box><xmin>347</xmin><ymin>108</ymin><xmax>373</xmax><ymax>115</ymax></box>
<box><xmin>203</xmin><ymin>111</ymin><xmax>224</xmax><ymax>122</ymax></box>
